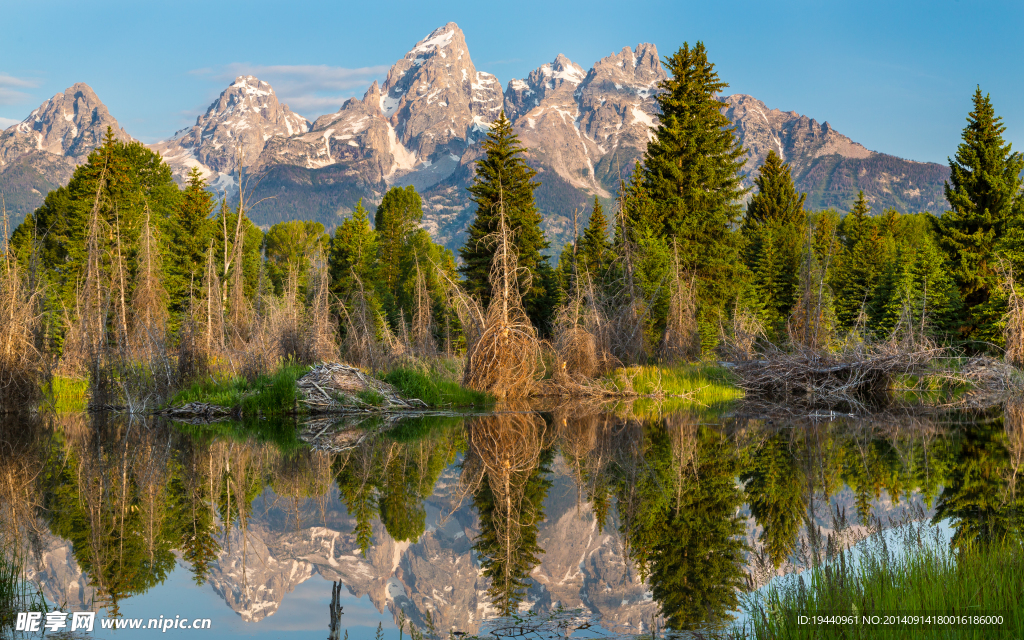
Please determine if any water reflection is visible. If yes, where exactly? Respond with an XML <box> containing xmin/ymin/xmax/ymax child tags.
<box><xmin>467</xmin><ymin>413</ymin><xmax>553</xmax><ymax>616</ymax></box>
<box><xmin>0</xmin><ymin>402</ymin><xmax>1021</xmax><ymax>636</ymax></box>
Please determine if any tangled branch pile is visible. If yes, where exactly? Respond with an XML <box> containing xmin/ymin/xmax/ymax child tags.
<box><xmin>296</xmin><ymin>362</ymin><xmax>426</xmax><ymax>411</ymax></box>
<box><xmin>732</xmin><ymin>340</ymin><xmax>944</xmax><ymax>405</ymax></box>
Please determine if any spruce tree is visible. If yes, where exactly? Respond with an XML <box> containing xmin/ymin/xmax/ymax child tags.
<box><xmin>741</xmin><ymin>434</ymin><xmax>806</xmax><ymax>569</ymax></box>
<box><xmin>832</xmin><ymin>192</ymin><xmax>891</xmax><ymax>331</ymax></box>
<box><xmin>329</xmin><ymin>199</ymin><xmax>378</xmax><ymax>303</ymax></box>
<box><xmin>264</xmin><ymin>220</ymin><xmax>329</xmax><ymax>294</ymax></box>
<box><xmin>742</xmin><ymin>150</ymin><xmax>807</xmax><ymax>338</ymax></box>
<box><xmin>578</xmin><ymin>195</ymin><xmax>613</xmax><ymax>278</ymax></box>
<box><xmin>375</xmin><ymin>185</ymin><xmax>423</xmax><ymax>303</ymax></box>
<box><xmin>940</xmin><ymin>87</ymin><xmax>1024</xmax><ymax>345</ymax></box>
<box><xmin>168</xmin><ymin>168</ymin><xmax>214</xmax><ymax>311</ymax></box>
<box><xmin>641</xmin><ymin>42</ymin><xmax>747</xmax><ymax>338</ymax></box>
<box><xmin>459</xmin><ymin>111</ymin><xmax>550</xmax><ymax>328</ymax></box>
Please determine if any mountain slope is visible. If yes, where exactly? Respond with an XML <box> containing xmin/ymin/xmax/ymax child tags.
<box><xmin>0</xmin><ymin>83</ymin><xmax>133</xmax><ymax>227</ymax></box>
<box><xmin>724</xmin><ymin>94</ymin><xmax>949</xmax><ymax>214</ymax></box>
<box><xmin>150</xmin><ymin>75</ymin><xmax>310</xmax><ymax>192</ymax></box>
<box><xmin>0</xmin><ymin>26</ymin><xmax>951</xmax><ymax>247</ymax></box>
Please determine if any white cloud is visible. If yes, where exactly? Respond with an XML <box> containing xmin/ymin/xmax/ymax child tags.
<box><xmin>0</xmin><ymin>73</ymin><xmax>39</xmax><ymax>105</ymax></box>
<box><xmin>194</xmin><ymin>63</ymin><xmax>389</xmax><ymax>119</ymax></box>
<box><xmin>0</xmin><ymin>116</ymin><xmax>20</xmax><ymax>129</ymax></box>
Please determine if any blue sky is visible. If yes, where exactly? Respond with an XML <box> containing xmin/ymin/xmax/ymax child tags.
<box><xmin>1</xmin><ymin>0</ymin><xmax>1021</xmax><ymax>164</ymax></box>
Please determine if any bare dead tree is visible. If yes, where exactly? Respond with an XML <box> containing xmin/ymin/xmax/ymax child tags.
<box><xmin>661</xmin><ymin>242</ymin><xmax>700</xmax><ymax>362</ymax></box>
<box><xmin>463</xmin><ymin>203</ymin><xmax>544</xmax><ymax>398</ymax></box>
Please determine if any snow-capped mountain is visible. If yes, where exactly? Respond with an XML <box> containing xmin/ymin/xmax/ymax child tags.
<box><xmin>0</xmin><ymin>22</ymin><xmax>950</xmax><ymax>245</ymax></box>
<box><xmin>0</xmin><ymin>83</ymin><xmax>133</xmax><ymax>226</ymax></box>
<box><xmin>150</xmin><ymin>75</ymin><xmax>310</xmax><ymax>192</ymax></box>
<box><xmin>251</xmin><ymin>23</ymin><xmax>503</xmax><ymax>193</ymax></box>
<box><xmin>723</xmin><ymin>94</ymin><xmax>949</xmax><ymax>213</ymax></box>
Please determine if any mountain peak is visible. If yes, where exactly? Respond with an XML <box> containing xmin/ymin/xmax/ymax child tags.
<box><xmin>1</xmin><ymin>82</ymin><xmax>131</xmax><ymax>165</ymax></box>
<box><xmin>539</xmin><ymin>54</ymin><xmax>586</xmax><ymax>85</ymax></box>
<box><xmin>150</xmin><ymin>76</ymin><xmax>310</xmax><ymax>188</ymax></box>
<box><xmin>409</xmin><ymin>22</ymin><xmax>463</xmax><ymax>56</ymax></box>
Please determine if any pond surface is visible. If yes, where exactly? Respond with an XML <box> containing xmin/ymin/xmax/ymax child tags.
<box><xmin>1</xmin><ymin>401</ymin><xmax>1021</xmax><ymax>638</ymax></box>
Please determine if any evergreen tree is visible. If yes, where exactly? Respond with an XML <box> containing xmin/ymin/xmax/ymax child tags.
<box><xmin>933</xmin><ymin>419</ymin><xmax>1019</xmax><ymax>549</ymax></box>
<box><xmin>832</xmin><ymin>192</ymin><xmax>890</xmax><ymax>331</ymax></box>
<box><xmin>618</xmin><ymin>422</ymin><xmax>747</xmax><ymax>629</ymax></box>
<box><xmin>375</xmin><ymin>185</ymin><xmax>423</xmax><ymax>303</ymax></box>
<box><xmin>742</xmin><ymin>151</ymin><xmax>807</xmax><ymax>338</ymax></box>
<box><xmin>940</xmin><ymin>87</ymin><xmax>1024</xmax><ymax>345</ymax></box>
<box><xmin>869</xmin><ymin>214</ymin><xmax>961</xmax><ymax>339</ymax></box>
<box><xmin>459</xmin><ymin>111</ymin><xmax>551</xmax><ymax>329</ymax></box>
<box><xmin>264</xmin><ymin>220</ymin><xmax>329</xmax><ymax>294</ymax></box>
<box><xmin>329</xmin><ymin>199</ymin><xmax>378</xmax><ymax>303</ymax></box>
<box><xmin>642</xmin><ymin>42</ymin><xmax>747</xmax><ymax>342</ymax></box>
<box><xmin>167</xmin><ymin>168</ymin><xmax>214</xmax><ymax>312</ymax></box>
<box><xmin>612</xmin><ymin>172</ymin><xmax>672</xmax><ymax>355</ymax></box>
<box><xmin>11</xmin><ymin>129</ymin><xmax>180</xmax><ymax>319</ymax></box>
<box><xmin>578</xmin><ymin>196</ymin><xmax>613</xmax><ymax>279</ymax></box>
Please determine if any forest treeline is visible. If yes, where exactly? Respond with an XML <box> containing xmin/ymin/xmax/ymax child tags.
<box><xmin>2</xmin><ymin>41</ymin><xmax>1023</xmax><ymax>408</ymax></box>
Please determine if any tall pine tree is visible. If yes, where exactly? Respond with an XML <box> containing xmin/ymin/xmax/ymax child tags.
<box><xmin>459</xmin><ymin>111</ymin><xmax>550</xmax><ymax>329</ymax></box>
<box><xmin>578</xmin><ymin>195</ymin><xmax>613</xmax><ymax>279</ymax></box>
<box><xmin>167</xmin><ymin>167</ymin><xmax>214</xmax><ymax>312</ymax></box>
<box><xmin>329</xmin><ymin>199</ymin><xmax>378</xmax><ymax>303</ymax></box>
<box><xmin>832</xmin><ymin>192</ymin><xmax>890</xmax><ymax>331</ymax></box>
<box><xmin>940</xmin><ymin>87</ymin><xmax>1024</xmax><ymax>345</ymax></box>
<box><xmin>741</xmin><ymin>150</ymin><xmax>807</xmax><ymax>339</ymax></box>
<box><xmin>642</xmin><ymin>42</ymin><xmax>747</xmax><ymax>343</ymax></box>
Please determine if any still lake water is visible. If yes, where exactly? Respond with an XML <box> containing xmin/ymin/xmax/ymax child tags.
<box><xmin>1</xmin><ymin>401</ymin><xmax>1021</xmax><ymax>638</ymax></box>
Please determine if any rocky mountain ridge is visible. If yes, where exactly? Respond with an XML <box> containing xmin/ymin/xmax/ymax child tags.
<box><xmin>0</xmin><ymin>83</ymin><xmax>133</xmax><ymax>227</ymax></box>
<box><xmin>150</xmin><ymin>75</ymin><xmax>310</xmax><ymax>192</ymax></box>
<box><xmin>0</xmin><ymin>23</ymin><xmax>950</xmax><ymax>244</ymax></box>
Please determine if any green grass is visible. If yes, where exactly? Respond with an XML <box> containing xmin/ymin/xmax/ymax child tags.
<box><xmin>0</xmin><ymin>546</ymin><xmax>46</xmax><ymax>634</ymax></box>
<box><xmin>382</xmin><ymin>365</ymin><xmax>492</xmax><ymax>408</ymax></box>
<box><xmin>42</xmin><ymin>376</ymin><xmax>89</xmax><ymax>413</ymax></box>
<box><xmin>738</xmin><ymin>533</ymin><xmax>1024</xmax><ymax>639</ymax></box>
<box><xmin>604</xmin><ymin>363</ymin><xmax>744</xmax><ymax>406</ymax></box>
<box><xmin>356</xmin><ymin>388</ymin><xmax>386</xmax><ymax>406</ymax></box>
<box><xmin>169</xmin><ymin>362</ymin><xmax>307</xmax><ymax>416</ymax></box>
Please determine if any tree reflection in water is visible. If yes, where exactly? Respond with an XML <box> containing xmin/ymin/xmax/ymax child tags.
<box><xmin>0</xmin><ymin>404</ymin><xmax>1021</xmax><ymax>633</ymax></box>
<box><xmin>466</xmin><ymin>411</ymin><xmax>553</xmax><ymax>616</ymax></box>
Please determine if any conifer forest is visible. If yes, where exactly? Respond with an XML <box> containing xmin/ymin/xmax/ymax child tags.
<box><xmin>1</xmin><ymin>40</ymin><xmax>1023</xmax><ymax>640</ymax></box>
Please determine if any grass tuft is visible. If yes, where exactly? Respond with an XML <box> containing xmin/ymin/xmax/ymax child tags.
<box><xmin>169</xmin><ymin>361</ymin><xmax>307</xmax><ymax>416</ymax></box>
<box><xmin>0</xmin><ymin>546</ymin><xmax>46</xmax><ymax>634</ymax></box>
<box><xmin>383</xmin><ymin>365</ymin><xmax>492</xmax><ymax>408</ymax></box>
<box><xmin>738</xmin><ymin>530</ymin><xmax>1024</xmax><ymax>639</ymax></box>
<box><xmin>43</xmin><ymin>376</ymin><xmax>89</xmax><ymax>413</ymax></box>
<box><xmin>604</xmin><ymin>363</ymin><xmax>744</xmax><ymax>406</ymax></box>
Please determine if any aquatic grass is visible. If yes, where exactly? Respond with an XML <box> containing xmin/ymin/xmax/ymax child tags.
<box><xmin>42</xmin><ymin>376</ymin><xmax>89</xmax><ymax>413</ymax></box>
<box><xmin>382</xmin><ymin>366</ymin><xmax>492</xmax><ymax>408</ymax></box>
<box><xmin>0</xmin><ymin>545</ymin><xmax>46</xmax><ymax>634</ymax></box>
<box><xmin>169</xmin><ymin>361</ymin><xmax>307</xmax><ymax>416</ymax></box>
<box><xmin>356</xmin><ymin>388</ymin><xmax>386</xmax><ymax>406</ymax></box>
<box><xmin>739</xmin><ymin>528</ymin><xmax>1024</xmax><ymax>639</ymax></box>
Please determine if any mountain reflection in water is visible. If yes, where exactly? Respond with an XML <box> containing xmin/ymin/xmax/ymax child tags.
<box><xmin>0</xmin><ymin>402</ymin><xmax>1021</xmax><ymax>636</ymax></box>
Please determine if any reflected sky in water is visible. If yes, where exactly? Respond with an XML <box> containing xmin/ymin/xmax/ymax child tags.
<box><xmin>0</xmin><ymin>403</ymin><xmax>1020</xmax><ymax>638</ymax></box>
